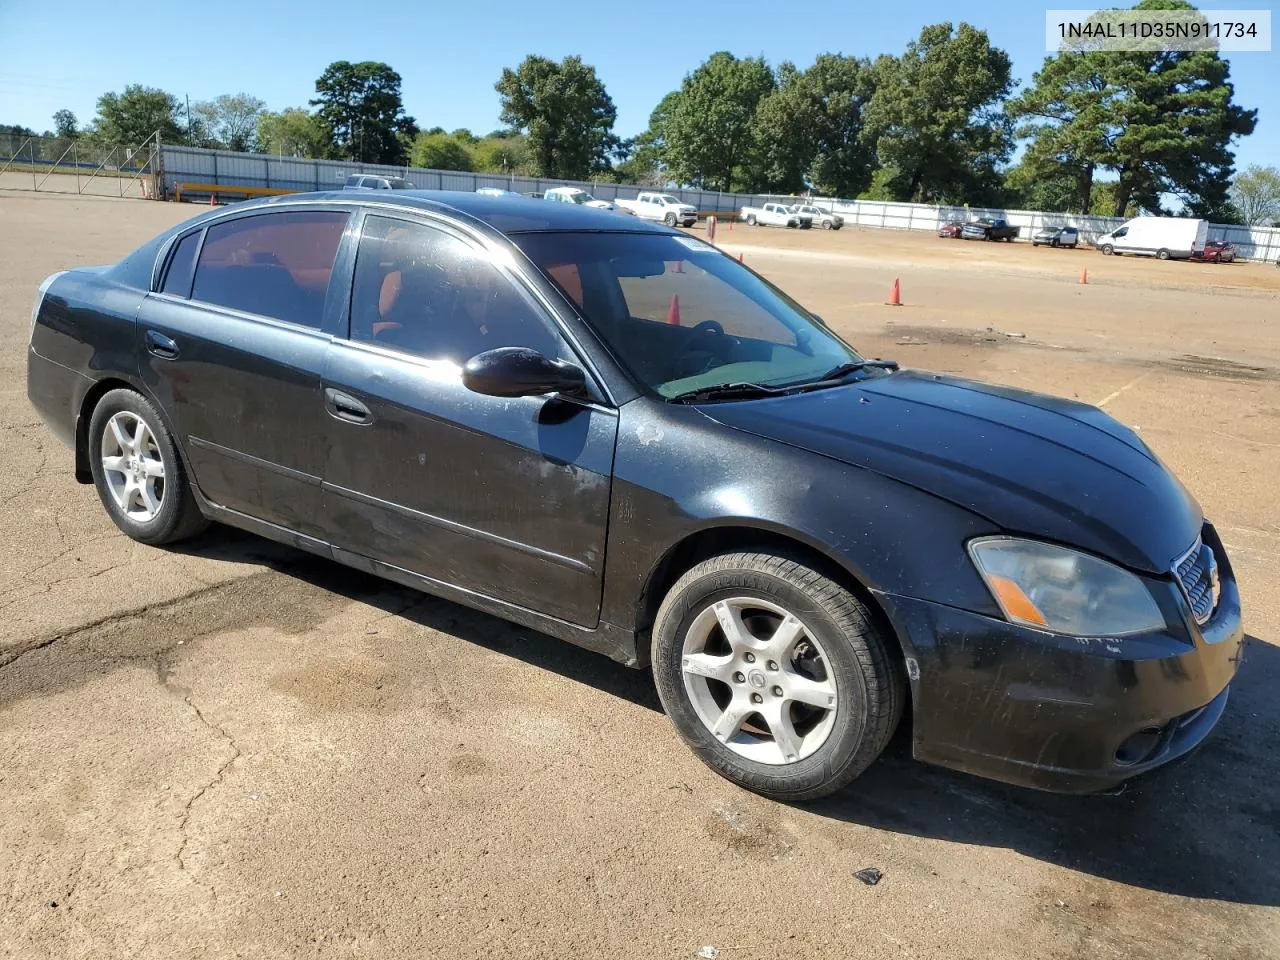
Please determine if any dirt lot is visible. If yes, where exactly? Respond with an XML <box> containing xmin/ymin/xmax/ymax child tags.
<box><xmin>2</xmin><ymin>190</ymin><xmax>1278</xmax><ymax>960</ymax></box>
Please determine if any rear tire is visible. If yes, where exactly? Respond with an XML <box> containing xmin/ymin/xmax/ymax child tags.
<box><xmin>1157</xmin><ymin>248</ymin><xmax>1171</xmax><ymax>260</ymax></box>
<box><xmin>747</xmin><ymin>214</ymin><xmax>757</xmax><ymax>227</ymax></box>
<box><xmin>88</xmin><ymin>388</ymin><xmax>208</xmax><ymax>546</ymax></box>
<box><xmin>651</xmin><ymin>552</ymin><xmax>905</xmax><ymax>802</ymax></box>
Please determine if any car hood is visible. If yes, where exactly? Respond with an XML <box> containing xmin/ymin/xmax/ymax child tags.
<box><xmin>699</xmin><ymin>371</ymin><xmax>1202</xmax><ymax>574</ymax></box>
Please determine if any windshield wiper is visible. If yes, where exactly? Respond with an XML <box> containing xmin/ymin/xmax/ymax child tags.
<box><xmin>814</xmin><ymin>359</ymin><xmax>899</xmax><ymax>381</ymax></box>
<box><xmin>667</xmin><ymin>382</ymin><xmax>786</xmax><ymax>404</ymax></box>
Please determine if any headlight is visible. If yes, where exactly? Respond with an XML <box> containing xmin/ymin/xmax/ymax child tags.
<box><xmin>968</xmin><ymin>537</ymin><xmax>1164</xmax><ymax>636</ymax></box>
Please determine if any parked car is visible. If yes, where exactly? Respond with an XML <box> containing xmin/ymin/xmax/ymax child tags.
<box><xmin>542</xmin><ymin>186</ymin><xmax>632</xmax><ymax>215</ymax></box>
<box><xmin>1193</xmin><ymin>240</ymin><xmax>1235</xmax><ymax>263</ymax></box>
<box><xmin>341</xmin><ymin>174</ymin><xmax>415</xmax><ymax>191</ymax></box>
<box><xmin>1031</xmin><ymin>226</ymin><xmax>1080</xmax><ymax>248</ymax></box>
<box><xmin>787</xmin><ymin>204</ymin><xmax>843</xmax><ymax>230</ymax></box>
<box><xmin>27</xmin><ymin>191</ymin><xmax>1243</xmax><ymax>801</ymax></box>
<box><xmin>937</xmin><ymin>221</ymin><xmax>965</xmax><ymax>239</ymax></box>
<box><xmin>962</xmin><ymin>218</ymin><xmax>1020</xmax><ymax>242</ymax></box>
<box><xmin>613</xmin><ymin>192</ymin><xmax>698</xmax><ymax>227</ymax></box>
<box><xmin>740</xmin><ymin>202</ymin><xmax>812</xmax><ymax>228</ymax></box>
<box><xmin>1094</xmin><ymin>217</ymin><xmax>1208</xmax><ymax>260</ymax></box>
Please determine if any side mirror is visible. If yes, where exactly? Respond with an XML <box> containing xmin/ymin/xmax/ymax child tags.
<box><xmin>462</xmin><ymin>347</ymin><xmax>587</xmax><ymax>398</ymax></box>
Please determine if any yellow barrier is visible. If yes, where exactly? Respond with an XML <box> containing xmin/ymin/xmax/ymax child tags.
<box><xmin>174</xmin><ymin>182</ymin><xmax>296</xmax><ymax>202</ymax></box>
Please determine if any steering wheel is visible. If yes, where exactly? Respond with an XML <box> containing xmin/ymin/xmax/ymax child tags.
<box><xmin>675</xmin><ymin>320</ymin><xmax>732</xmax><ymax>377</ymax></box>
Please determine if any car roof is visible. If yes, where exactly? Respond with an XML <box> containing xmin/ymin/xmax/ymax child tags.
<box><xmin>225</xmin><ymin>189</ymin><xmax>677</xmax><ymax>236</ymax></box>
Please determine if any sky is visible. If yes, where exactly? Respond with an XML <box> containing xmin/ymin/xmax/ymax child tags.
<box><xmin>0</xmin><ymin>0</ymin><xmax>1274</xmax><ymax>171</ymax></box>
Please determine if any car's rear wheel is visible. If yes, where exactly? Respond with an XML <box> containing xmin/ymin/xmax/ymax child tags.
<box><xmin>1157</xmin><ymin>248</ymin><xmax>1171</xmax><ymax>260</ymax></box>
<box><xmin>88</xmin><ymin>388</ymin><xmax>207</xmax><ymax>546</ymax></box>
<box><xmin>651</xmin><ymin>552</ymin><xmax>905</xmax><ymax>801</ymax></box>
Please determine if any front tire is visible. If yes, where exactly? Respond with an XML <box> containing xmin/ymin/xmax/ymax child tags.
<box><xmin>664</xmin><ymin>212</ymin><xmax>677</xmax><ymax>227</ymax></box>
<box><xmin>747</xmin><ymin>214</ymin><xmax>757</xmax><ymax>226</ymax></box>
<box><xmin>1157</xmin><ymin>248</ymin><xmax>1171</xmax><ymax>260</ymax></box>
<box><xmin>651</xmin><ymin>552</ymin><xmax>905</xmax><ymax>802</ymax></box>
<box><xmin>1101</xmin><ymin>244</ymin><xmax>1114</xmax><ymax>256</ymax></box>
<box><xmin>88</xmin><ymin>388</ymin><xmax>208</xmax><ymax>546</ymax></box>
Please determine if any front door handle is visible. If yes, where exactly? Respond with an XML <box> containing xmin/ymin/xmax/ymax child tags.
<box><xmin>324</xmin><ymin>387</ymin><xmax>373</xmax><ymax>425</ymax></box>
<box><xmin>145</xmin><ymin>330</ymin><xmax>179</xmax><ymax>359</ymax></box>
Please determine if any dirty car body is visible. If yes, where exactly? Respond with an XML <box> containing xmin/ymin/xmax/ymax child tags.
<box><xmin>27</xmin><ymin>191</ymin><xmax>1244</xmax><ymax>797</ymax></box>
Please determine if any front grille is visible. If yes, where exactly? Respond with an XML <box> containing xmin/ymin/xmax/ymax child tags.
<box><xmin>1174</xmin><ymin>539</ymin><xmax>1218</xmax><ymax>626</ymax></box>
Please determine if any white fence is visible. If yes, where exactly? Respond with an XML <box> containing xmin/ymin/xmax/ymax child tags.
<box><xmin>157</xmin><ymin>145</ymin><xmax>1280</xmax><ymax>263</ymax></box>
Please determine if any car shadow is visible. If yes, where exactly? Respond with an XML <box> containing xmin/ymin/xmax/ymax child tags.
<box><xmin>176</xmin><ymin>529</ymin><xmax>1279</xmax><ymax>906</ymax></box>
<box><xmin>808</xmin><ymin>633</ymin><xmax>1280</xmax><ymax>907</ymax></box>
<box><xmin>173</xmin><ymin>527</ymin><xmax>664</xmax><ymax>715</ymax></box>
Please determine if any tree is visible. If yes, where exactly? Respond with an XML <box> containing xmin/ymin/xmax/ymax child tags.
<box><xmin>410</xmin><ymin>131</ymin><xmax>474</xmax><ymax>170</ymax></box>
<box><xmin>471</xmin><ymin>134</ymin><xmax>532</xmax><ymax>175</ymax></box>
<box><xmin>1009</xmin><ymin>0</ymin><xmax>1257</xmax><ymax>217</ymax></box>
<box><xmin>862</xmin><ymin>22</ymin><xmax>1013</xmax><ymax>204</ymax></box>
<box><xmin>753</xmin><ymin>54</ymin><xmax>877</xmax><ymax>197</ymax></box>
<box><xmin>451</xmin><ymin>128</ymin><xmax>478</xmax><ymax>145</ymax></box>
<box><xmin>646</xmin><ymin>52</ymin><xmax>775</xmax><ymax>192</ymax></box>
<box><xmin>257</xmin><ymin>108</ymin><xmax>329</xmax><ymax>158</ymax></box>
<box><xmin>496</xmin><ymin>55</ymin><xmax>619</xmax><ymax>178</ymax></box>
<box><xmin>52</xmin><ymin>110</ymin><xmax>79</xmax><ymax>139</ymax></box>
<box><xmin>93</xmin><ymin>85</ymin><xmax>185</xmax><ymax>145</ymax></box>
<box><xmin>1229</xmin><ymin>165</ymin><xmax>1280</xmax><ymax>226</ymax></box>
<box><xmin>191</xmin><ymin>93</ymin><xmax>265</xmax><ymax>151</ymax></box>
<box><xmin>311</xmin><ymin>61</ymin><xmax>416</xmax><ymax>164</ymax></box>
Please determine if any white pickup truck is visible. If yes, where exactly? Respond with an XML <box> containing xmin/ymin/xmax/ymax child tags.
<box><xmin>613</xmin><ymin>192</ymin><xmax>698</xmax><ymax>227</ymax></box>
<box><xmin>542</xmin><ymin>186</ymin><xmax>631</xmax><ymax>215</ymax></box>
<box><xmin>740</xmin><ymin>202</ymin><xmax>812</xmax><ymax>228</ymax></box>
<box><xmin>788</xmin><ymin>204</ymin><xmax>843</xmax><ymax>230</ymax></box>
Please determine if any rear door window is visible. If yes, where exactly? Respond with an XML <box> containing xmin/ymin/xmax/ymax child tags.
<box><xmin>191</xmin><ymin>210</ymin><xmax>350</xmax><ymax>329</ymax></box>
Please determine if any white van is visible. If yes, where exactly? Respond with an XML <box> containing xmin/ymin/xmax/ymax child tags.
<box><xmin>1094</xmin><ymin>217</ymin><xmax>1208</xmax><ymax>260</ymax></box>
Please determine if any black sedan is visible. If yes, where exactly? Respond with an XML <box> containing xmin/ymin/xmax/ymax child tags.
<box><xmin>27</xmin><ymin>192</ymin><xmax>1243</xmax><ymax>800</ymax></box>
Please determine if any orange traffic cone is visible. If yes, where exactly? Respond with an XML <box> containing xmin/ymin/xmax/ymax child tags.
<box><xmin>666</xmin><ymin>294</ymin><xmax>681</xmax><ymax>326</ymax></box>
<box><xmin>673</xmin><ymin>259</ymin><xmax>684</xmax><ymax>274</ymax></box>
<box><xmin>210</xmin><ymin>193</ymin><xmax>217</xmax><ymax>206</ymax></box>
<box><xmin>737</xmin><ymin>252</ymin><xmax>744</xmax><ymax>264</ymax></box>
<box><xmin>1079</xmin><ymin>268</ymin><xmax>1088</xmax><ymax>284</ymax></box>
<box><xmin>887</xmin><ymin>277</ymin><xmax>902</xmax><ymax>306</ymax></box>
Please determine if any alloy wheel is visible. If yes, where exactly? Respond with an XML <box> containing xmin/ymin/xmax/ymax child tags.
<box><xmin>100</xmin><ymin>410</ymin><xmax>166</xmax><ymax>521</ymax></box>
<box><xmin>681</xmin><ymin>596</ymin><xmax>838</xmax><ymax>765</ymax></box>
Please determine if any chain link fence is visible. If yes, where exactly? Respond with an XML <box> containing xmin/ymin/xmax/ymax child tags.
<box><xmin>0</xmin><ymin>132</ymin><xmax>160</xmax><ymax>198</ymax></box>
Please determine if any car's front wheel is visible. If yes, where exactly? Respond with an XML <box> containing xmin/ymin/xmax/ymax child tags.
<box><xmin>88</xmin><ymin>388</ymin><xmax>208</xmax><ymax>545</ymax></box>
<box><xmin>665</xmin><ymin>212</ymin><xmax>678</xmax><ymax>227</ymax></box>
<box><xmin>652</xmin><ymin>552</ymin><xmax>905</xmax><ymax>801</ymax></box>
<box><xmin>747</xmin><ymin>215</ymin><xmax>757</xmax><ymax>226</ymax></box>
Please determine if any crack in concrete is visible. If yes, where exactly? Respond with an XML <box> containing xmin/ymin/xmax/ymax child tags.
<box><xmin>0</xmin><ymin>579</ymin><xmax>242</xmax><ymax>671</ymax></box>
<box><xmin>156</xmin><ymin>649</ymin><xmax>240</xmax><ymax>901</ymax></box>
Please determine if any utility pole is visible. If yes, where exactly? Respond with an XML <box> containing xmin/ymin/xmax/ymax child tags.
<box><xmin>185</xmin><ymin>94</ymin><xmax>192</xmax><ymax>142</ymax></box>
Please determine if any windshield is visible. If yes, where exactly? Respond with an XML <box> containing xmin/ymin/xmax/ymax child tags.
<box><xmin>513</xmin><ymin>231</ymin><xmax>864</xmax><ymax>399</ymax></box>
<box><xmin>659</xmin><ymin>195</ymin><xmax>680</xmax><ymax>205</ymax></box>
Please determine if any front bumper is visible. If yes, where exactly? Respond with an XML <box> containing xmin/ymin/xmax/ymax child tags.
<box><xmin>876</xmin><ymin>531</ymin><xmax>1244</xmax><ymax>793</ymax></box>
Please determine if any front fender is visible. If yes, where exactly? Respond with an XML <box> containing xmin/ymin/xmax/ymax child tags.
<box><xmin>599</xmin><ymin>401</ymin><xmax>1002</xmax><ymax>634</ymax></box>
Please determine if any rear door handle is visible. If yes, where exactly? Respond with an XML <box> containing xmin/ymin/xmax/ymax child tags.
<box><xmin>145</xmin><ymin>330</ymin><xmax>179</xmax><ymax>359</ymax></box>
<box><xmin>324</xmin><ymin>387</ymin><xmax>373</xmax><ymax>425</ymax></box>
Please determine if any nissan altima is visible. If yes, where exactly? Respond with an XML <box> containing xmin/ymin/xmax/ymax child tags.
<box><xmin>27</xmin><ymin>192</ymin><xmax>1243</xmax><ymax>800</ymax></box>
